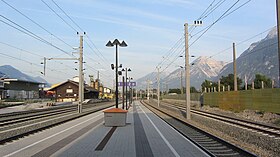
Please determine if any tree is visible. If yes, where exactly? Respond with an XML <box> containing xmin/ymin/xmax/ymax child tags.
<box><xmin>201</xmin><ymin>80</ymin><xmax>218</xmax><ymax>91</ymax></box>
<box><xmin>190</xmin><ymin>86</ymin><xmax>198</xmax><ymax>93</ymax></box>
<box><xmin>168</xmin><ymin>88</ymin><xmax>181</xmax><ymax>94</ymax></box>
<box><xmin>220</xmin><ymin>74</ymin><xmax>242</xmax><ymax>90</ymax></box>
<box><xmin>254</xmin><ymin>73</ymin><xmax>272</xmax><ymax>89</ymax></box>
<box><xmin>201</xmin><ymin>80</ymin><xmax>212</xmax><ymax>90</ymax></box>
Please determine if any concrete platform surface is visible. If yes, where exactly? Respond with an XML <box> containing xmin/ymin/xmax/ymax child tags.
<box><xmin>0</xmin><ymin>101</ymin><xmax>209</xmax><ymax>157</ymax></box>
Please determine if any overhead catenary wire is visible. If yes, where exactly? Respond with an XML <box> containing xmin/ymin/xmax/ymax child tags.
<box><xmin>0</xmin><ymin>51</ymin><xmax>73</xmax><ymax>77</ymax></box>
<box><xmin>50</xmin><ymin>0</ymin><xmax>111</xmax><ymax>66</ymax></box>
<box><xmin>149</xmin><ymin>0</ymin><xmax>230</xmax><ymax>82</ymax></box>
<box><xmin>40</xmin><ymin>0</ymin><xmax>113</xmax><ymax>86</ymax></box>
<box><xmin>0</xmin><ymin>0</ymin><xmax>74</xmax><ymax>49</ymax></box>
<box><xmin>158</xmin><ymin>0</ymin><xmax>250</xmax><ymax>75</ymax></box>
<box><xmin>192</xmin><ymin>26</ymin><xmax>275</xmax><ymax>65</ymax></box>
<box><xmin>0</xmin><ymin>15</ymin><xmax>73</xmax><ymax>57</ymax></box>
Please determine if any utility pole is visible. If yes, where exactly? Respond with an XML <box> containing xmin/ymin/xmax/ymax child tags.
<box><xmin>166</xmin><ymin>83</ymin><xmax>168</xmax><ymax>95</ymax></box>
<box><xmin>78</xmin><ymin>34</ymin><xmax>84</xmax><ymax>113</ymax></box>
<box><xmin>276</xmin><ymin>0</ymin><xmax>280</xmax><ymax>87</ymax></box>
<box><xmin>218</xmin><ymin>80</ymin><xmax>220</xmax><ymax>92</ymax></box>
<box><xmin>43</xmin><ymin>34</ymin><xmax>84</xmax><ymax>113</ymax></box>
<box><xmin>180</xmin><ymin>70</ymin><xmax>183</xmax><ymax>95</ymax></box>
<box><xmin>122</xmin><ymin>76</ymin><xmax>125</xmax><ymax>109</ymax></box>
<box><xmin>43</xmin><ymin>57</ymin><xmax>46</xmax><ymax>75</ymax></box>
<box><xmin>233</xmin><ymin>43</ymin><xmax>237</xmax><ymax>91</ymax></box>
<box><xmin>147</xmin><ymin>80</ymin><xmax>150</xmax><ymax>100</ymax></box>
<box><xmin>245</xmin><ymin>75</ymin><xmax>248</xmax><ymax>90</ymax></box>
<box><xmin>157</xmin><ymin>66</ymin><xmax>160</xmax><ymax>107</ymax></box>
<box><xmin>184</xmin><ymin>23</ymin><xmax>191</xmax><ymax>120</ymax></box>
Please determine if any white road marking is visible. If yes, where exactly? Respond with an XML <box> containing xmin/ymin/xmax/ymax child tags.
<box><xmin>3</xmin><ymin>113</ymin><xmax>103</xmax><ymax>157</ymax></box>
<box><xmin>138</xmin><ymin>104</ymin><xmax>181</xmax><ymax>157</ymax></box>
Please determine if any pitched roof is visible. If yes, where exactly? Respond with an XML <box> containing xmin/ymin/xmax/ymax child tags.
<box><xmin>48</xmin><ymin>80</ymin><xmax>98</xmax><ymax>92</ymax></box>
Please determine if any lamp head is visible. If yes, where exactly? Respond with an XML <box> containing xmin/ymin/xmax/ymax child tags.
<box><xmin>112</xmin><ymin>39</ymin><xmax>121</xmax><ymax>45</ymax></box>
<box><xmin>106</xmin><ymin>41</ymin><xmax>114</xmax><ymax>47</ymax></box>
<box><xmin>120</xmin><ymin>41</ymin><xmax>127</xmax><ymax>47</ymax></box>
<box><xmin>118</xmin><ymin>71</ymin><xmax>122</xmax><ymax>75</ymax></box>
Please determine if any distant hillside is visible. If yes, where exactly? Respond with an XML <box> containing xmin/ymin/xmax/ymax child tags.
<box><xmin>162</xmin><ymin>56</ymin><xmax>227</xmax><ymax>90</ymax></box>
<box><xmin>135</xmin><ymin>72</ymin><xmax>168</xmax><ymax>90</ymax></box>
<box><xmin>136</xmin><ymin>56</ymin><xmax>226</xmax><ymax>90</ymax></box>
<box><xmin>217</xmin><ymin>26</ymin><xmax>279</xmax><ymax>86</ymax></box>
<box><xmin>0</xmin><ymin>65</ymin><xmax>51</xmax><ymax>86</ymax></box>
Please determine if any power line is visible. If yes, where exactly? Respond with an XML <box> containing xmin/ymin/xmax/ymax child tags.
<box><xmin>189</xmin><ymin>0</ymin><xmax>242</xmax><ymax>48</ymax></box>
<box><xmin>153</xmin><ymin>0</ymin><xmax>251</xmax><ymax>80</ymax></box>
<box><xmin>50</xmin><ymin>0</ymin><xmax>111</xmax><ymax>66</ymax></box>
<box><xmin>209</xmin><ymin>26</ymin><xmax>274</xmax><ymax>58</ymax></box>
<box><xmin>0</xmin><ymin>41</ymin><xmax>79</xmax><ymax>72</ymax></box>
<box><xmin>0</xmin><ymin>14</ymin><xmax>73</xmax><ymax>57</ymax></box>
<box><xmin>0</xmin><ymin>51</ymin><xmax>73</xmax><ymax>77</ymax></box>
<box><xmin>151</xmin><ymin>0</ymin><xmax>230</xmax><ymax>81</ymax></box>
<box><xmin>0</xmin><ymin>41</ymin><xmax>44</xmax><ymax>58</ymax></box>
<box><xmin>0</xmin><ymin>0</ymin><xmax>73</xmax><ymax>49</ymax></box>
<box><xmin>41</xmin><ymin>0</ymin><xmax>77</xmax><ymax>32</ymax></box>
<box><xmin>189</xmin><ymin>0</ymin><xmax>225</xmax><ymax>34</ymax></box>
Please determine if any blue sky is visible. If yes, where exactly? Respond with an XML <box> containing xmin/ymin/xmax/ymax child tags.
<box><xmin>0</xmin><ymin>0</ymin><xmax>277</xmax><ymax>87</ymax></box>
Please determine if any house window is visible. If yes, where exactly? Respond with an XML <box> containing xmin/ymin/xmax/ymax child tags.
<box><xmin>66</xmin><ymin>89</ymin><xmax>73</xmax><ymax>93</ymax></box>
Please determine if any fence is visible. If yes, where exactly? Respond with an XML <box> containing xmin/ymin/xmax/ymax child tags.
<box><xmin>203</xmin><ymin>88</ymin><xmax>280</xmax><ymax>114</ymax></box>
<box><xmin>161</xmin><ymin>93</ymin><xmax>201</xmax><ymax>101</ymax></box>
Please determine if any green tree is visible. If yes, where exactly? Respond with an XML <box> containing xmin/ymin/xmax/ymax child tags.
<box><xmin>190</xmin><ymin>86</ymin><xmax>198</xmax><ymax>93</ymax></box>
<box><xmin>254</xmin><ymin>73</ymin><xmax>272</xmax><ymax>89</ymax></box>
<box><xmin>201</xmin><ymin>80</ymin><xmax>212</xmax><ymax>89</ymax></box>
<box><xmin>168</xmin><ymin>88</ymin><xmax>181</xmax><ymax>94</ymax></box>
<box><xmin>201</xmin><ymin>80</ymin><xmax>218</xmax><ymax>91</ymax></box>
<box><xmin>220</xmin><ymin>74</ymin><xmax>242</xmax><ymax>90</ymax></box>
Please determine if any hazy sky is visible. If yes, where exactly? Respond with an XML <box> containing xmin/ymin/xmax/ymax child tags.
<box><xmin>0</xmin><ymin>0</ymin><xmax>277</xmax><ymax>87</ymax></box>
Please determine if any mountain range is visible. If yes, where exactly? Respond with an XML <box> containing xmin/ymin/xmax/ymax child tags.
<box><xmin>136</xmin><ymin>26</ymin><xmax>279</xmax><ymax>90</ymax></box>
<box><xmin>0</xmin><ymin>65</ymin><xmax>51</xmax><ymax>87</ymax></box>
<box><xmin>217</xmin><ymin>27</ymin><xmax>279</xmax><ymax>85</ymax></box>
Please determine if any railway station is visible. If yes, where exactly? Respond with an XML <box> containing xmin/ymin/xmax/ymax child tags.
<box><xmin>1</xmin><ymin>1</ymin><xmax>280</xmax><ymax>157</ymax></box>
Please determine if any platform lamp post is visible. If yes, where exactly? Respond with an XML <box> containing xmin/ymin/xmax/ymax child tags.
<box><xmin>106</xmin><ymin>39</ymin><xmax>127</xmax><ymax>108</ymax></box>
<box><xmin>129</xmin><ymin>77</ymin><xmax>133</xmax><ymax>105</ymax></box>
<box><xmin>122</xmin><ymin>68</ymin><xmax>131</xmax><ymax>110</ymax></box>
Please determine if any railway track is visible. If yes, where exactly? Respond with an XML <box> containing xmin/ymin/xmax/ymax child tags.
<box><xmin>0</xmin><ymin>101</ymin><xmax>114</xmax><ymax>144</ymax></box>
<box><xmin>160</xmin><ymin>100</ymin><xmax>280</xmax><ymax>139</ymax></box>
<box><xmin>141</xmin><ymin>100</ymin><xmax>257</xmax><ymax>157</ymax></box>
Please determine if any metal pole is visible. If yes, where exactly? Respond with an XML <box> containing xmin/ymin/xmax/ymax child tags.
<box><xmin>125</xmin><ymin>69</ymin><xmax>128</xmax><ymax>109</ymax></box>
<box><xmin>130</xmin><ymin>86</ymin><xmax>133</xmax><ymax>105</ymax></box>
<box><xmin>157</xmin><ymin>66</ymin><xmax>160</xmax><ymax>107</ymax></box>
<box><xmin>115</xmin><ymin>44</ymin><xmax>118</xmax><ymax>108</ymax></box>
<box><xmin>181</xmin><ymin>70</ymin><xmax>183</xmax><ymax>95</ymax></box>
<box><xmin>184</xmin><ymin>23</ymin><xmax>191</xmax><ymax>120</ymax></box>
<box><xmin>97</xmin><ymin>71</ymin><xmax>100</xmax><ymax>98</ymax></box>
<box><xmin>218</xmin><ymin>80</ymin><xmax>220</xmax><ymax>92</ymax></box>
<box><xmin>78</xmin><ymin>34</ymin><xmax>84</xmax><ymax>113</ymax></box>
<box><xmin>245</xmin><ymin>75</ymin><xmax>248</xmax><ymax>90</ymax></box>
<box><xmin>147</xmin><ymin>80</ymin><xmax>150</xmax><ymax>100</ymax></box>
<box><xmin>233</xmin><ymin>42</ymin><xmax>237</xmax><ymax>91</ymax></box>
<box><xmin>276</xmin><ymin>0</ymin><xmax>280</xmax><ymax>87</ymax></box>
<box><xmin>43</xmin><ymin>57</ymin><xmax>46</xmax><ymax>76</ymax></box>
<box><xmin>129</xmin><ymin>77</ymin><xmax>131</xmax><ymax>104</ymax></box>
<box><xmin>136</xmin><ymin>89</ymin><xmax>137</xmax><ymax>100</ymax></box>
<box><xmin>122</xmin><ymin>76</ymin><xmax>125</xmax><ymax>109</ymax></box>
